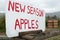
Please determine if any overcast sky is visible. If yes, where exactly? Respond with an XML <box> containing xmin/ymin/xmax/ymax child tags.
<box><xmin>0</xmin><ymin>0</ymin><xmax>60</xmax><ymax>13</ymax></box>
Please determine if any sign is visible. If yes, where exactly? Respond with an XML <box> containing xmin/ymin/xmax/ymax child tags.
<box><xmin>6</xmin><ymin>0</ymin><xmax>45</xmax><ymax>37</ymax></box>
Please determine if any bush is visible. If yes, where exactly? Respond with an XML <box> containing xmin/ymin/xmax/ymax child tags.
<box><xmin>0</xmin><ymin>15</ymin><xmax>5</xmax><ymax>32</ymax></box>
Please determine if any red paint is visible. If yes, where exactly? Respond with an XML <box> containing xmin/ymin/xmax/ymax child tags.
<box><xmin>8</xmin><ymin>1</ymin><xmax>44</xmax><ymax>30</ymax></box>
<box><xmin>8</xmin><ymin>1</ymin><xmax>44</xmax><ymax>17</ymax></box>
<box><xmin>15</xmin><ymin>18</ymin><xmax>39</xmax><ymax>30</ymax></box>
<box><xmin>15</xmin><ymin>19</ymin><xmax>22</xmax><ymax>30</ymax></box>
<box><xmin>8</xmin><ymin>1</ymin><xmax>26</xmax><ymax>13</ymax></box>
<box><xmin>15</xmin><ymin>2</ymin><xmax>20</xmax><ymax>12</ymax></box>
<box><xmin>31</xmin><ymin>20</ymin><xmax>35</xmax><ymax>29</ymax></box>
<box><xmin>8</xmin><ymin>1</ymin><xmax>14</xmax><ymax>11</ymax></box>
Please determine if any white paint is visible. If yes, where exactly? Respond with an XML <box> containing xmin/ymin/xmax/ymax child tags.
<box><xmin>6</xmin><ymin>0</ymin><xmax>45</xmax><ymax>37</ymax></box>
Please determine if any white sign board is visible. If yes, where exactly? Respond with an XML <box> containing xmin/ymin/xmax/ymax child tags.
<box><xmin>6</xmin><ymin>0</ymin><xmax>45</xmax><ymax>37</ymax></box>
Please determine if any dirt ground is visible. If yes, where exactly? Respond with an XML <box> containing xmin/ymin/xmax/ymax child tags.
<box><xmin>0</xmin><ymin>28</ymin><xmax>60</xmax><ymax>40</ymax></box>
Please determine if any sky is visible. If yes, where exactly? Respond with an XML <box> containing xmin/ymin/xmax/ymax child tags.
<box><xmin>0</xmin><ymin>0</ymin><xmax>60</xmax><ymax>13</ymax></box>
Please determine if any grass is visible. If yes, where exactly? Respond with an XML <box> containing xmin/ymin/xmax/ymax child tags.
<box><xmin>46</xmin><ymin>27</ymin><xmax>60</xmax><ymax>30</ymax></box>
<box><xmin>45</xmin><ymin>35</ymin><xmax>60</xmax><ymax>40</ymax></box>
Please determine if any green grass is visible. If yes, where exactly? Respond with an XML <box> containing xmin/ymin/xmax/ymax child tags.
<box><xmin>45</xmin><ymin>35</ymin><xmax>60</xmax><ymax>40</ymax></box>
<box><xmin>46</xmin><ymin>27</ymin><xmax>60</xmax><ymax>30</ymax></box>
